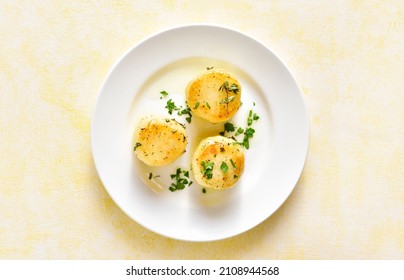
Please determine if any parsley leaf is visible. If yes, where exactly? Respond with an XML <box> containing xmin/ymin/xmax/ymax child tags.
<box><xmin>220</xmin><ymin>161</ymin><xmax>229</xmax><ymax>174</ymax></box>
<box><xmin>242</xmin><ymin>127</ymin><xmax>256</xmax><ymax>149</ymax></box>
<box><xmin>235</xmin><ymin>127</ymin><xmax>244</xmax><ymax>136</ymax></box>
<box><xmin>224</xmin><ymin>122</ymin><xmax>235</xmax><ymax>132</ymax></box>
<box><xmin>164</xmin><ymin>99</ymin><xmax>193</xmax><ymax>123</ymax></box>
<box><xmin>201</xmin><ymin>161</ymin><xmax>214</xmax><ymax>179</ymax></box>
<box><xmin>160</xmin><ymin>90</ymin><xmax>169</xmax><ymax>99</ymax></box>
<box><xmin>230</xmin><ymin>159</ymin><xmax>236</xmax><ymax>170</ymax></box>
<box><xmin>169</xmin><ymin>168</ymin><xmax>192</xmax><ymax>192</ymax></box>
<box><xmin>220</xmin><ymin>109</ymin><xmax>259</xmax><ymax>149</ymax></box>
<box><xmin>165</xmin><ymin>99</ymin><xmax>176</xmax><ymax>115</ymax></box>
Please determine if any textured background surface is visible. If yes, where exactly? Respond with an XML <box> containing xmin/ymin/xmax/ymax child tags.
<box><xmin>0</xmin><ymin>0</ymin><xmax>403</xmax><ymax>259</ymax></box>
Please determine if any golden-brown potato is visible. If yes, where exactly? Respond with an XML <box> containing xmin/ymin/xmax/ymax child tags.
<box><xmin>191</xmin><ymin>136</ymin><xmax>244</xmax><ymax>189</ymax></box>
<box><xmin>133</xmin><ymin>117</ymin><xmax>187</xmax><ymax>166</ymax></box>
<box><xmin>186</xmin><ymin>69</ymin><xmax>241</xmax><ymax>123</ymax></box>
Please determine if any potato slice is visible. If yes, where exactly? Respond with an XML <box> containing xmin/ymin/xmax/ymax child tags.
<box><xmin>186</xmin><ymin>69</ymin><xmax>241</xmax><ymax>123</ymax></box>
<box><xmin>133</xmin><ymin>118</ymin><xmax>187</xmax><ymax>166</ymax></box>
<box><xmin>192</xmin><ymin>136</ymin><xmax>244</xmax><ymax>189</ymax></box>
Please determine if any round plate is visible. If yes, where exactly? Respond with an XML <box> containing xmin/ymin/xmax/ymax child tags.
<box><xmin>91</xmin><ymin>25</ymin><xmax>309</xmax><ymax>242</ymax></box>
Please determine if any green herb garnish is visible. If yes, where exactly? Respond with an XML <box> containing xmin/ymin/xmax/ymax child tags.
<box><xmin>242</xmin><ymin>127</ymin><xmax>256</xmax><ymax>149</ymax></box>
<box><xmin>202</xmin><ymin>188</ymin><xmax>207</xmax><ymax>193</ymax></box>
<box><xmin>165</xmin><ymin>99</ymin><xmax>192</xmax><ymax>123</ymax></box>
<box><xmin>220</xmin><ymin>109</ymin><xmax>259</xmax><ymax>149</ymax></box>
<box><xmin>219</xmin><ymin>81</ymin><xmax>239</xmax><ymax>94</ymax></box>
<box><xmin>228</xmin><ymin>83</ymin><xmax>239</xmax><ymax>93</ymax></box>
<box><xmin>148</xmin><ymin>172</ymin><xmax>160</xmax><ymax>180</ymax></box>
<box><xmin>179</xmin><ymin>105</ymin><xmax>193</xmax><ymax>123</ymax></box>
<box><xmin>230</xmin><ymin>159</ymin><xmax>236</xmax><ymax>170</ymax></box>
<box><xmin>169</xmin><ymin>168</ymin><xmax>193</xmax><ymax>192</ymax></box>
<box><xmin>194</xmin><ymin>101</ymin><xmax>200</xmax><ymax>109</ymax></box>
<box><xmin>247</xmin><ymin>110</ymin><xmax>260</xmax><ymax>126</ymax></box>
<box><xmin>219</xmin><ymin>95</ymin><xmax>235</xmax><ymax>104</ymax></box>
<box><xmin>224</xmin><ymin>122</ymin><xmax>235</xmax><ymax>132</ymax></box>
<box><xmin>220</xmin><ymin>161</ymin><xmax>229</xmax><ymax>174</ymax></box>
<box><xmin>247</xmin><ymin>110</ymin><xmax>253</xmax><ymax>126</ymax></box>
<box><xmin>160</xmin><ymin>90</ymin><xmax>169</xmax><ymax>99</ymax></box>
<box><xmin>133</xmin><ymin>142</ymin><xmax>142</xmax><ymax>151</ymax></box>
<box><xmin>165</xmin><ymin>99</ymin><xmax>176</xmax><ymax>115</ymax></box>
<box><xmin>235</xmin><ymin>127</ymin><xmax>244</xmax><ymax>136</ymax></box>
<box><xmin>206</xmin><ymin>102</ymin><xmax>211</xmax><ymax>109</ymax></box>
<box><xmin>201</xmin><ymin>161</ymin><xmax>214</xmax><ymax>179</ymax></box>
<box><xmin>179</xmin><ymin>107</ymin><xmax>191</xmax><ymax>116</ymax></box>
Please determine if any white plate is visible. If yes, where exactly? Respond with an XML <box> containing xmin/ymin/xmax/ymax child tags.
<box><xmin>91</xmin><ymin>25</ymin><xmax>309</xmax><ymax>242</ymax></box>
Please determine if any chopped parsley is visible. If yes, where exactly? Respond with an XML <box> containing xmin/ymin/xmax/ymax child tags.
<box><xmin>206</xmin><ymin>66</ymin><xmax>214</xmax><ymax>70</ymax></box>
<box><xmin>219</xmin><ymin>109</ymin><xmax>260</xmax><ymax>150</ymax></box>
<box><xmin>165</xmin><ymin>99</ymin><xmax>177</xmax><ymax>115</ymax></box>
<box><xmin>169</xmin><ymin>168</ymin><xmax>192</xmax><ymax>192</ymax></box>
<box><xmin>133</xmin><ymin>142</ymin><xmax>142</xmax><ymax>151</ymax></box>
<box><xmin>247</xmin><ymin>110</ymin><xmax>260</xmax><ymax>126</ymax></box>
<box><xmin>230</xmin><ymin>159</ymin><xmax>236</xmax><ymax>170</ymax></box>
<box><xmin>224</xmin><ymin>122</ymin><xmax>235</xmax><ymax>132</ymax></box>
<box><xmin>220</xmin><ymin>161</ymin><xmax>229</xmax><ymax>174</ymax></box>
<box><xmin>206</xmin><ymin>102</ymin><xmax>211</xmax><ymax>109</ymax></box>
<box><xmin>235</xmin><ymin>127</ymin><xmax>244</xmax><ymax>136</ymax></box>
<box><xmin>194</xmin><ymin>101</ymin><xmax>200</xmax><ymax>109</ymax></box>
<box><xmin>160</xmin><ymin>90</ymin><xmax>169</xmax><ymax>99</ymax></box>
<box><xmin>165</xmin><ymin>99</ymin><xmax>193</xmax><ymax>123</ymax></box>
<box><xmin>202</xmin><ymin>188</ymin><xmax>207</xmax><ymax>193</ymax></box>
<box><xmin>242</xmin><ymin>127</ymin><xmax>256</xmax><ymax>149</ymax></box>
<box><xmin>247</xmin><ymin>110</ymin><xmax>253</xmax><ymax>126</ymax></box>
<box><xmin>201</xmin><ymin>161</ymin><xmax>214</xmax><ymax>179</ymax></box>
<box><xmin>178</xmin><ymin>105</ymin><xmax>192</xmax><ymax>123</ymax></box>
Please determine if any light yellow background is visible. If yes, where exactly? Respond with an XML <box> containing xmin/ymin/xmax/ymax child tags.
<box><xmin>1</xmin><ymin>0</ymin><xmax>403</xmax><ymax>259</ymax></box>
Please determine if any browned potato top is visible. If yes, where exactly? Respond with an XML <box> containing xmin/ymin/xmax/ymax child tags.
<box><xmin>186</xmin><ymin>69</ymin><xmax>241</xmax><ymax>123</ymax></box>
<box><xmin>192</xmin><ymin>136</ymin><xmax>244</xmax><ymax>189</ymax></box>
<box><xmin>133</xmin><ymin>118</ymin><xmax>187</xmax><ymax>166</ymax></box>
